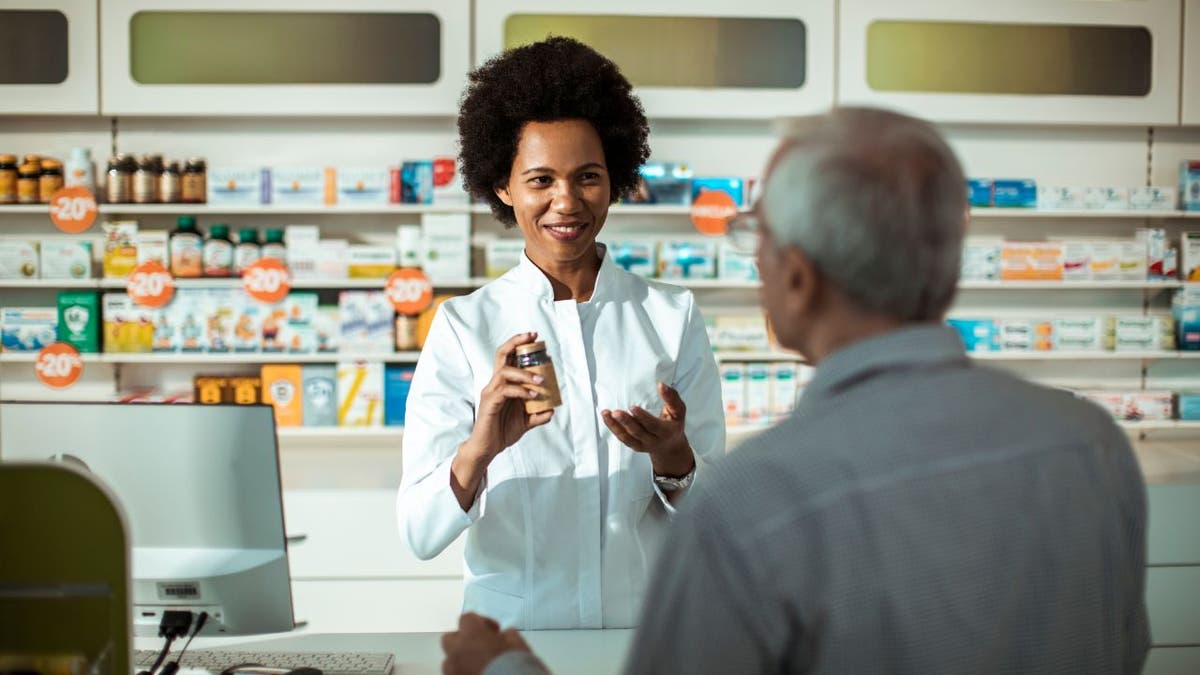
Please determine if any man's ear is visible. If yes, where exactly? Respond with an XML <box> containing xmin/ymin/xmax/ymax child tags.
<box><xmin>495</xmin><ymin>183</ymin><xmax>513</xmax><ymax>207</ymax></box>
<box><xmin>778</xmin><ymin>244</ymin><xmax>821</xmax><ymax>317</ymax></box>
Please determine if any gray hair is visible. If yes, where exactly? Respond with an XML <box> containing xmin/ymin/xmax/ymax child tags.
<box><xmin>762</xmin><ymin>107</ymin><xmax>966</xmax><ymax>321</ymax></box>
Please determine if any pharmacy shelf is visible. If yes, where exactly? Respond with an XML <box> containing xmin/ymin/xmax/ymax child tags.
<box><xmin>0</xmin><ymin>352</ymin><xmax>107</xmax><ymax>363</ymax></box>
<box><xmin>968</xmin><ymin>208</ymin><xmax>1200</xmax><ymax>219</ymax></box>
<box><xmin>277</xmin><ymin>426</ymin><xmax>404</xmax><ymax>443</ymax></box>
<box><xmin>93</xmin><ymin>277</ymin><xmax>489</xmax><ymax>290</ymax></box>
<box><xmin>0</xmin><ymin>278</ymin><xmax>104</xmax><ymax>288</ymax></box>
<box><xmin>4</xmin><ymin>351</ymin><xmax>422</xmax><ymax>365</ymax></box>
<box><xmin>715</xmin><ymin>351</ymin><xmax>804</xmax><ymax>362</ymax></box>
<box><xmin>1118</xmin><ymin>420</ymin><xmax>1200</xmax><ymax>432</ymax></box>
<box><xmin>958</xmin><ymin>280</ymin><xmax>1183</xmax><ymax>290</ymax></box>
<box><xmin>972</xmin><ymin>351</ymin><xmax>1200</xmax><ymax>361</ymax></box>
<box><xmin>2</xmin><ymin>204</ymin><xmax>1198</xmax><ymax>219</ymax></box>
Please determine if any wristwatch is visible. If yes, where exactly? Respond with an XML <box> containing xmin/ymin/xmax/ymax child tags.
<box><xmin>653</xmin><ymin>465</ymin><xmax>696</xmax><ymax>492</ymax></box>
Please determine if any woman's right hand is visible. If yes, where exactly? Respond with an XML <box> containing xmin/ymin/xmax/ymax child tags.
<box><xmin>451</xmin><ymin>332</ymin><xmax>554</xmax><ymax>511</ymax></box>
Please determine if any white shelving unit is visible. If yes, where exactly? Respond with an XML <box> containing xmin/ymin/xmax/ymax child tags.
<box><xmin>277</xmin><ymin>426</ymin><xmax>404</xmax><ymax>443</ymax></box>
<box><xmin>0</xmin><ymin>351</ymin><xmax>421</xmax><ymax>364</ymax></box>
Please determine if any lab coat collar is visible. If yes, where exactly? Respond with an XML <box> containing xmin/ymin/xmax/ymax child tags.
<box><xmin>510</xmin><ymin>243</ymin><xmax>620</xmax><ymax>304</ymax></box>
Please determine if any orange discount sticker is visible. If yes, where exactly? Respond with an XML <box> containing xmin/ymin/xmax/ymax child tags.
<box><xmin>243</xmin><ymin>257</ymin><xmax>291</xmax><ymax>304</ymax></box>
<box><xmin>35</xmin><ymin>342</ymin><xmax>84</xmax><ymax>389</ymax></box>
<box><xmin>386</xmin><ymin>268</ymin><xmax>434</xmax><ymax>315</ymax></box>
<box><xmin>127</xmin><ymin>261</ymin><xmax>176</xmax><ymax>308</ymax></box>
<box><xmin>48</xmin><ymin>186</ymin><xmax>99</xmax><ymax>234</ymax></box>
<box><xmin>689</xmin><ymin>189</ymin><xmax>739</xmax><ymax>236</ymax></box>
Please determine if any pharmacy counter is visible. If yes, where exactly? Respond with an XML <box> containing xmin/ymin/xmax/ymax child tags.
<box><xmin>135</xmin><ymin>629</ymin><xmax>632</xmax><ymax>675</ymax></box>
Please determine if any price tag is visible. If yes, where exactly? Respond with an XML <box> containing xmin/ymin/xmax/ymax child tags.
<box><xmin>385</xmin><ymin>268</ymin><xmax>434</xmax><ymax>314</ymax></box>
<box><xmin>48</xmin><ymin>186</ymin><xmax>99</xmax><ymax>234</ymax></box>
<box><xmin>35</xmin><ymin>342</ymin><xmax>84</xmax><ymax>389</ymax></box>
<box><xmin>243</xmin><ymin>258</ymin><xmax>291</xmax><ymax>304</ymax></box>
<box><xmin>127</xmin><ymin>261</ymin><xmax>175</xmax><ymax>308</ymax></box>
<box><xmin>689</xmin><ymin>189</ymin><xmax>739</xmax><ymax>236</ymax></box>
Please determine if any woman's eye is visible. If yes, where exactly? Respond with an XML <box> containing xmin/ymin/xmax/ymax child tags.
<box><xmin>528</xmin><ymin>175</ymin><xmax>552</xmax><ymax>186</ymax></box>
<box><xmin>580</xmin><ymin>172</ymin><xmax>601</xmax><ymax>182</ymax></box>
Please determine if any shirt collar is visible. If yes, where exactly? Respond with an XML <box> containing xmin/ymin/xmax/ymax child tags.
<box><xmin>800</xmin><ymin>324</ymin><xmax>969</xmax><ymax>403</ymax></box>
<box><xmin>509</xmin><ymin>243</ymin><xmax>619</xmax><ymax>303</ymax></box>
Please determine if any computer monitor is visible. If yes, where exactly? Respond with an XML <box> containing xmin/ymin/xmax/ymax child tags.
<box><xmin>0</xmin><ymin>401</ymin><xmax>295</xmax><ymax>637</ymax></box>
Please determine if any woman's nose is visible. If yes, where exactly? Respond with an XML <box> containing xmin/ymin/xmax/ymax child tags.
<box><xmin>550</xmin><ymin>180</ymin><xmax>582</xmax><ymax>213</ymax></box>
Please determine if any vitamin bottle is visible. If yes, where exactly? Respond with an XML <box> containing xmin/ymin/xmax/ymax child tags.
<box><xmin>38</xmin><ymin>159</ymin><xmax>64</xmax><ymax>203</ymax></box>
<box><xmin>0</xmin><ymin>154</ymin><xmax>17</xmax><ymax>204</ymax></box>
<box><xmin>203</xmin><ymin>223</ymin><xmax>234</xmax><ymax>277</ymax></box>
<box><xmin>514</xmin><ymin>341</ymin><xmax>562</xmax><ymax>413</ymax></box>
<box><xmin>170</xmin><ymin>215</ymin><xmax>205</xmax><ymax>278</ymax></box>
<box><xmin>261</xmin><ymin>228</ymin><xmax>287</xmax><ymax>261</ymax></box>
<box><xmin>234</xmin><ymin>228</ymin><xmax>261</xmax><ymax>275</ymax></box>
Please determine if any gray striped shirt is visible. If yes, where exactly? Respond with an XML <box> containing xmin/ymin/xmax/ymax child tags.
<box><xmin>489</xmin><ymin>324</ymin><xmax>1149</xmax><ymax>674</ymax></box>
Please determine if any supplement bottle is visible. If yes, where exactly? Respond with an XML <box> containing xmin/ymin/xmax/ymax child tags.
<box><xmin>261</xmin><ymin>228</ymin><xmax>287</xmax><ymax>261</ymax></box>
<box><xmin>234</xmin><ymin>228</ymin><xmax>261</xmax><ymax>275</ymax></box>
<box><xmin>65</xmin><ymin>147</ymin><xmax>95</xmax><ymax>192</ymax></box>
<box><xmin>203</xmin><ymin>223</ymin><xmax>235</xmax><ymax>277</ymax></box>
<box><xmin>17</xmin><ymin>163</ymin><xmax>39</xmax><ymax>204</ymax></box>
<box><xmin>38</xmin><ymin>159</ymin><xmax>64</xmax><ymax>203</ymax></box>
<box><xmin>182</xmin><ymin>158</ymin><xmax>207</xmax><ymax>203</ymax></box>
<box><xmin>160</xmin><ymin>161</ymin><xmax>182</xmax><ymax>203</ymax></box>
<box><xmin>514</xmin><ymin>341</ymin><xmax>562</xmax><ymax>413</ymax></box>
<box><xmin>0</xmin><ymin>154</ymin><xmax>19</xmax><ymax>204</ymax></box>
<box><xmin>170</xmin><ymin>215</ymin><xmax>205</xmax><ymax>278</ymax></box>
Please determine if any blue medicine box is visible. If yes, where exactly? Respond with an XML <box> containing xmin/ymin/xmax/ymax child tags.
<box><xmin>385</xmin><ymin>365</ymin><xmax>416</xmax><ymax>426</ymax></box>
<box><xmin>947</xmin><ymin>318</ymin><xmax>999</xmax><ymax>352</ymax></box>
<box><xmin>967</xmin><ymin>179</ymin><xmax>993</xmax><ymax>207</ymax></box>
<box><xmin>692</xmin><ymin>177</ymin><xmax>745</xmax><ymax>207</ymax></box>
<box><xmin>993</xmin><ymin>179</ymin><xmax>1038</xmax><ymax>208</ymax></box>
<box><xmin>1178</xmin><ymin>393</ymin><xmax>1200</xmax><ymax>420</ymax></box>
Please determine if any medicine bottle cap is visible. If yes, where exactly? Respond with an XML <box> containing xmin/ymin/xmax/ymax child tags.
<box><xmin>514</xmin><ymin>341</ymin><xmax>547</xmax><ymax>356</ymax></box>
<box><xmin>177</xmin><ymin>215</ymin><xmax>197</xmax><ymax>229</ymax></box>
<box><xmin>238</xmin><ymin>228</ymin><xmax>259</xmax><ymax>243</ymax></box>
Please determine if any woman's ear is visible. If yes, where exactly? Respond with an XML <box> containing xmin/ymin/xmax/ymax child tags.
<box><xmin>495</xmin><ymin>183</ymin><xmax>513</xmax><ymax>207</ymax></box>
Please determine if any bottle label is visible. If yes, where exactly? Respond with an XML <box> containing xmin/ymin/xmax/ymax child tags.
<box><xmin>203</xmin><ymin>240</ymin><xmax>234</xmax><ymax>276</ymax></box>
<box><xmin>235</xmin><ymin>244</ymin><xmax>260</xmax><ymax>273</ymax></box>
<box><xmin>171</xmin><ymin>233</ymin><xmax>204</xmax><ymax>277</ymax></box>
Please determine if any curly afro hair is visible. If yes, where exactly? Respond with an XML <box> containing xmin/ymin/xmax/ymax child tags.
<box><xmin>457</xmin><ymin>36</ymin><xmax>651</xmax><ymax>227</ymax></box>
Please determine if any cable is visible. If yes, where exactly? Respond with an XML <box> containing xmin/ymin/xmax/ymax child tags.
<box><xmin>138</xmin><ymin>610</ymin><xmax>194</xmax><ymax>675</ymax></box>
<box><xmin>159</xmin><ymin>611</ymin><xmax>209</xmax><ymax>675</ymax></box>
<box><xmin>136</xmin><ymin>635</ymin><xmax>175</xmax><ymax>675</ymax></box>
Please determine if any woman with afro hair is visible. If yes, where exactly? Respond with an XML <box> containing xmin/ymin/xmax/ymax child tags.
<box><xmin>397</xmin><ymin>37</ymin><xmax>724</xmax><ymax>630</ymax></box>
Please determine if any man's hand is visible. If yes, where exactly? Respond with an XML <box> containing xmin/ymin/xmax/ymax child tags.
<box><xmin>602</xmin><ymin>381</ymin><xmax>695</xmax><ymax>477</ymax></box>
<box><xmin>441</xmin><ymin>612</ymin><xmax>531</xmax><ymax>675</ymax></box>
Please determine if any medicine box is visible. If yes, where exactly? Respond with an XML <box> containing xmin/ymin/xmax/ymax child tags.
<box><xmin>1000</xmin><ymin>241</ymin><xmax>1063</xmax><ymax>281</ymax></box>
<box><xmin>302</xmin><ymin>365</ymin><xmax>338</xmax><ymax>427</ymax></box>
<box><xmin>1</xmin><ymin>307</ymin><xmax>56</xmax><ymax>352</ymax></box>
<box><xmin>136</xmin><ymin>231</ymin><xmax>168</xmax><ymax>269</ymax></box>
<box><xmin>401</xmin><ymin>161</ymin><xmax>434</xmax><ymax>204</ymax></box>
<box><xmin>338</xmin><ymin>291</ymin><xmax>393</xmax><ymax>353</ymax></box>
<box><xmin>0</xmin><ymin>240</ymin><xmax>39</xmax><ymax>279</ymax></box>
<box><xmin>1130</xmin><ymin>186</ymin><xmax>1176</xmax><ymax>211</ymax></box>
<box><xmin>338</xmin><ymin>360</ymin><xmax>384</xmax><ymax>426</ymax></box>
<box><xmin>271</xmin><ymin>167</ymin><xmax>326</xmax><ymax>206</ymax></box>
<box><xmin>261</xmin><ymin>365</ymin><xmax>303</xmax><ymax>427</ymax></box>
<box><xmin>692</xmin><ymin>177</ymin><xmax>745</xmax><ymax>207</ymax></box>
<box><xmin>170</xmin><ymin>290</ymin><xmax>206</xmax><ymax>353</ymax></box>
<box><xmin>635</xmin><ymin>162</ymin><xmax>692</xmax><ymax>205</ymax></box>
<box><xmin>660</xmin><ymin>240</ymin><xmax>717</xmax><ymax>279</ymax></box>
<box><xmin>992</xmin><ymin>179</ymin><xmax>1036</xmax><ymax>208</ymax></box>
<box><xmin>208</xmin><ymin>167</ymin><xmax>264</xmax><ymax>206</ymax></box>
<box><xmin>947</xmin><ymin>318</ymin><xmax>998</xmax><ymax>352</ymax></box>
<box><xmin>57</xmin><ymin>291</ymin><xmax>100</xmax><ymax>353</ymax></box>
<box><xmin>40</xmin><ymin>240</ymin><xmax>91</xmax><ymax>279</ymax></box>
<box><xmin>1181</xmin><ymin>233</ymin><xmax>1200</xmax><ymax>281</ymax></box>
<box><xmin>967</xmin><ymin>179</ymin><xmax>993</xmax><ymax>208</ymax></box>
<box><xmin>1121</xmin><ymin>392</ymin><xmax>1173</xmax><ymax>421</ymax></box>
<box><xmin>421</xmin><ymin>213</ymin><xmax>471</xmax><ymax>282</ymax></box>
<box><xmin>384</xmin><ymin>365</ymin><xmax>416</xmax><ymax>426</ymax></box>
<box><xmin>769</xmin><ymin>363</ymin><xmax>799</xmax><ymax>421</ymax></box>
<box><xmin>1178</xmin><ymin>392</ymin><xmax>1200</xmax><ymax>421</ymax></box>
<box><xmin>961</xmin><ymin>241</ymin><xmax>1001</xmax><ymax>281</ymax></box>
<box><xmin>720</xmin><ymin>363</ymin><xmax>745</xmax><ymax>426</ymax></box>
<box><xmin>1085</xmin><ymin>187</ymin><xmax>1130</xmax><ymax>210</ymax></box>
<box><xmin>285</xmin><ymin>225</ymin><xmax>321</xmax><ymax>279</ymax></box>
<box><xmin>337</xmin><ymin>167</ymin><xmax>390</xmax><ymax>206</ymax></box>
<box><xmin>102</xmin><ymin>220</ymin><xmax>138</xmax><ymax>278</ymax></box>
<box><xmin>1037</xmin><ymin>186</ymin><xmax>1084</xmax><ymax>210</ymax></box>
<box><xmin>1180</xmin><ymin>161</ymin><xmax>1200</xmax><ymax>211</ymax></box>
<box><xmin>718</xmin><ymin>241</ymin><xmax>759</xmax><ymax>281</ymax></box>
<box><xmin>347</xmin><ymin>245</ymin><xmax>396</xmax><ymax>279</ymax></box>
<box><xmin>194</xmin><ymin>376</ymin><xmax>230</xmax><ymax>405</ymax></box>
<box><xmin>608</xmin><ymin>240</ymin><xmax>656</xmax><ymax>278</ymax></box>
<box><xmin>1053</xmin><ymin>317</ymin><xmax>1105</xmax><ymax>351</ymax></box>
<box><xmin>485</xmin><ymin>239</ymin><xmax>526</xmax><ymax>278</ymax></box>
<box><xmin>743</xmin><ymin>363</ymin><xmax>770</xmax><ymax>426</ymax></box>
<box><xmin>102</xmin><ymin>294</ymin><xmax>152</xmax><ymax>353</ymax></box>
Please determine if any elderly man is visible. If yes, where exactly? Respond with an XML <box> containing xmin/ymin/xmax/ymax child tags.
<box><xmin>442</xmin><ymin>107</ymin><xmax>1150</xmax><ymax>674</ymax></box>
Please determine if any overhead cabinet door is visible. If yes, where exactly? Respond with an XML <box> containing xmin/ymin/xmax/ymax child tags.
<box><xmin>838</xmin><ymin>0</ymin><xmax>1182</xmax><ymax>126</ymax></box>
<box><xmin>475</xmin><ymin>0</ymin><xmax>835</xmax><ymax>119</ymax></box>
<box><xmin>100</xmin><ymin>0</ymin><xmax>470</xmax><ymax>116</ymax></box>
<box><xmin>0</xmin><ymin>0</ymin><xmax>98</xmax><ymax>114</ymax></box>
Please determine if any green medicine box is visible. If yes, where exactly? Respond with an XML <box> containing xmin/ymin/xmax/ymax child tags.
<box><xmin>57</xmin><ymin>291</ymin><xmax>101</xmax><ymax>353</ymax></box>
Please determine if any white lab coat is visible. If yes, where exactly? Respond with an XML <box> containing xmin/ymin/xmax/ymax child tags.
<box><xmin>396</xmin><ymin>244</ymin><xmax>724</xmax><ymax>629</ymax></box>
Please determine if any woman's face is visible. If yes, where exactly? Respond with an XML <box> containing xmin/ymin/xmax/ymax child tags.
<box><xmin>496</xmin><ymin>119</ymin><xmax>611</xmax><ymax>268</ymax></box>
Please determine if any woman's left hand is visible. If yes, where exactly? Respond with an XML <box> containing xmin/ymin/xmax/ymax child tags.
<box><xmin>602</xmin><ymin>381</ymin><xmax>695</xmax><ymax>477</ymax></box>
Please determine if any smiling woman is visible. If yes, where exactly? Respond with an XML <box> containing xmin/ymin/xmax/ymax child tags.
<box><xmin>396</xmin><ymin>37</ymin><xmax>725</xmax><ymax>631</ymax></box>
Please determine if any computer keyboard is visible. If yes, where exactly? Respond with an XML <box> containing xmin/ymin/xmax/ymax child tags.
<box><xmin>133</xmin><ymin>649</ymin><xmax>394</xmax><ymax>675</ymax></box>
